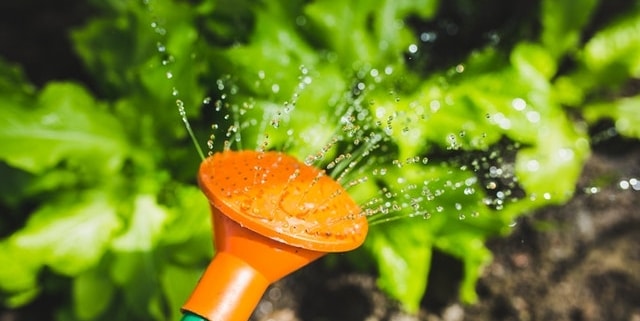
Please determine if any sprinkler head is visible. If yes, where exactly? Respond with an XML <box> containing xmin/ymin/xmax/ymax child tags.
<box><xmin>182</xmin><ymin>150</ymin><xmax>368</xmax><ymax>321</ymax></box>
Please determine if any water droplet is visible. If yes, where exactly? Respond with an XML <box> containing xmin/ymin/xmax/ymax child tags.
<box><xmin>240</xmin><ymin>200</ymin><xmax>252</xmax><ymax>211</ymax></box>
<box><xmin>176</xmin><ymin>100</ymin><xmax>185</xmax><ymax>115</ymax></box>
<box><xmin>489</xmin><ymin>166</ymin><xmax>503</xmax><ymax>177</ymax></box>
<box><xmin>162</xmin><ymin>55</ymin><xmax>174</xmax><ymax>66</ymax></box>
<box><xmin>154</xmin><ymin>26</ymin><xmax>166</xmax><ymax>35</ymax></box>
<box><xmin>486</xmin><ymin>30</ymin><xmax>501</xmax><ymax>45</ymax></box>
<box><xmin>526</xmin><ymin>159</ymin><xmax>540</xmax><ymax>172</ymax></box>
<box><xmin>430</xmin><ymin>100</ymin><xmax>441</xmax><ymax>112</ymax></box>
<box><xmin>511</xmin><ymin>98</ymin><xmax>526</xmax><ymax>111</ymax></box>
<box><xmin>491</xmin><ymin>112</ymin><xmax>511</xmax><ymax>129</ymax></box>
<box><xmin>619</xmin><ymin>180</ymin><xmax>630</xmax><ymax>190</ymax></box>
<box><xmin>420</xmin><ymin>31</ymin><xmax>437</xmax><ymax>42</ymax></box>
<box><xmin>41</xmin><ymin>113</ymin><xmax>60</xmax><ymax>125</ymax></box>
<box><xmin>584</xmin><ymin>186</ymin><xmax>600</xmax><ymax>194</ymax></box>
<box><xmin>156</xmin><ymin>42</ymin><xmax>166</xmax><ymax>53</ymax></box>
<box><xmin>295</xmin><ymin>15</ymin><xmax>307</xmax><ymax>26</ymax></box>
<box><xmin>526</xmin><ymin>110</ymin><xmax>541</xmax><ymax>123</ymax></box>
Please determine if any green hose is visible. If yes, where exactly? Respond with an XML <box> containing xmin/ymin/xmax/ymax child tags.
<box><xmin>181</xmin><ymin>312</ymin><xmax>207</xmax><ymax>321</ymax></box>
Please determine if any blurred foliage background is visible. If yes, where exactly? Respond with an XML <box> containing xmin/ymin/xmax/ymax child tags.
<box><xmin>1</xmin><ymin>0</ymin><xmax>639</xmax><ymax>320</ymax></box>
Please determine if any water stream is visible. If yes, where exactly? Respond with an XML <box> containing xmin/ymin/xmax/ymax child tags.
<box><xmin>141</xmin><ymin>0</ymin><xmax>528</xmax><ymax>229</ymax></box>
<box><xmin>195</xmin><ymin>69</ymin><xmax>530</xmax><ymax>228</ymax></box>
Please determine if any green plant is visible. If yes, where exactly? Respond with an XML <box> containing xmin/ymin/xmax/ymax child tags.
<box><xmin>1</xmin><ymin>0</ymin><xmax>639</xmax><ymax>319</ymax></box>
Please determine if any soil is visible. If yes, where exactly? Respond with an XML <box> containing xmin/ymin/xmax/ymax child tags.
<box><xmin>251</xmin><ymin>143</ymin><xmax>640</xmax><ymax>321</ymax></box>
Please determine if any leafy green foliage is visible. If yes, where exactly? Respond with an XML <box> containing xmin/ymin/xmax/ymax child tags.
<box><xmin>1</xmin><ymin>0</ymin><xmax>639</xmax><ymax>319</ymax></box>
<box><xmin>0</xmin><ymin>83</ymin><xmax>128</xmax><ymax>174</ymax></box>
<box><xmin>0</xmin><ymin>1</ymin><xmax>213</xmax><ymax>319</ymax></box>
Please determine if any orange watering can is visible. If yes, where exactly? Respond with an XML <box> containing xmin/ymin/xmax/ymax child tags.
<box><xmin>181</xmin><ymin>150</ymin><xmax>368</xmax><ymax>321</ymax></box>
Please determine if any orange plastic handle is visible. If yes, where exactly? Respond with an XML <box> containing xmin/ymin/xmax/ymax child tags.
<box><xmin>182</xmin><ymin>208</ymin><xmax>324</xmax><ymax>321</ymax></box>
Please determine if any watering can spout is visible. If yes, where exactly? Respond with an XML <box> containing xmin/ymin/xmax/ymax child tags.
<box><xmin>181</xmin><ymin>151</ymin><xmax>368</xmax><ymax>321</ymax></box>
<box><xmin>181</xmin><ymin>208</ymin><xmax>324</xmax><ymax>321</ymax></box>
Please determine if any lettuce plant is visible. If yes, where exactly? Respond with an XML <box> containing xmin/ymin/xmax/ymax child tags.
<box><xmin>1</xmin><ymin>0</ymin><xmax>639</xmax><ymax>320</ymax></box>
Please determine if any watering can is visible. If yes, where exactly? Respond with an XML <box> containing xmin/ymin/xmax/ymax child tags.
<box><xmin>180</xmin><ymin>151</ymin><xmax>368</xmax><ymax>321</ymax></box>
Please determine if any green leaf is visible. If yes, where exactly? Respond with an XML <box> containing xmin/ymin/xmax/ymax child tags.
<box><xmin>218</xmin><ymin>1</ymin><xmax>318</xmax><ymax>97</ymax></box>
<box><xmin>0</xmin><ymin>242</ymin><xmax>38</xmax><ymax>292</ymax></box>
<box><xmin>515</xmin><ymin>112</ymin><xmax>590</xmax><ymax>205</ymax></box>
<box><xmin>305</xmin><ymin>0</ymin><xmax>438</xmax><ymax>68</ymax></box>
<box><xmin>581</xmin><ymin>9</ymin><xmax>640</xmax><ymax>85</ymax></box>
<box><xmin>160</xmin><ymin>264</ymin><xmax>205</xmax><ymax>321</ymax></box>
<box><xmin>111</xmin><ymin>194</ymin><xmax>169</xmax><ymax>252</ymax></box>
<box><xmin>583</xmin><ymin>95</ymin><xmax>640</xmax><ymax>139</ymax></box>
<box><xmin>108</xmin><ymin>252</ymin><xmax>162</xmax><ymax>320</ymax></box>
<box><xmin>2</xmin><ymin>287</ymin><xmax>40</xmax><ymax>308</ymax></box>
<box><xmin>511</xmin><ymin>42</ymin><xmax>557</xmax><ymax>81</ymax></box>
<box><xmin>541</xmin><ymin>0</ymin><xmax>599</xmax><ymax>58</ymax></box>
<box><xmin>0</xmin><ymin>58</ymin><xmax>35</xmax><ymax>102</ymax></box>
<box><xmin>160</xmin><ymin>185</ymin><xmax>213</xmax><ymax>266</ymax></box>
<box><xmin>0</xmin><ymin>242</ymin><xmax>41</xmax><ymax>307</ymax></box>
<box><xmin>212</xmin><ymin>1</ymin><xmax>355</xmax><ymax>158</ymax></box>
<box><xmin>72</xmin><ymin>266</ymin><xmax>115</xmax><ymax>320</ymax></box>
<box><xmin>367</xmin><ymin>220</ymin><xmax>432</xmax><ymax>313</ymax></box>
<box><xmin>434</xmin><ymin>233</ymin><xmax>492</xmax><ymax>303</ymax></box>
<box><xmin>0</xmin><ymin>82</ymin><xmax>129</xmax><ymax>174</ymax></box>
<box><xmin>364</xmin><ymin>162</ymin><xmax>503</xmax><ymax>309</ymax></box>
<box><xmin>9</xmin><ymin>191</ymin><xmax>123</xmax><ymax>276</ymax></box>
<box><xmin>71</xmin><ymin>2</ymin><xmax>159</xmax><ymax>96</ymax></box>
